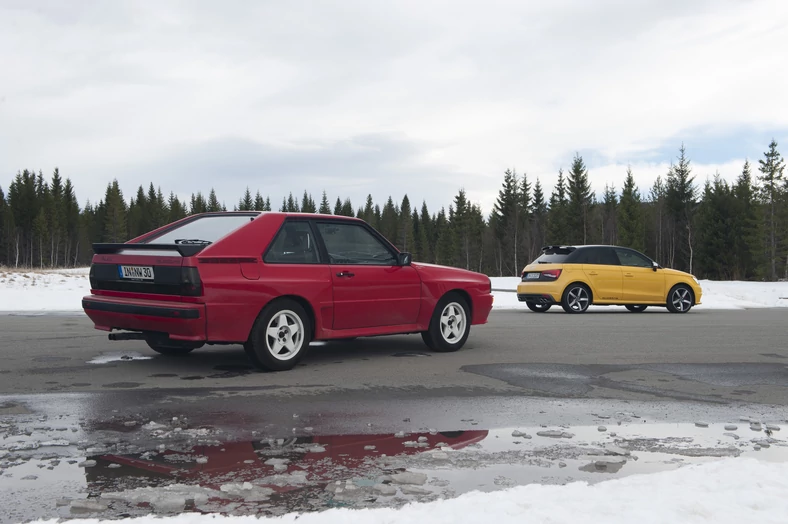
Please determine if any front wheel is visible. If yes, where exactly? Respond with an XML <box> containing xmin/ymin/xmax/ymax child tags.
<box><xmin>561</xmin><ymin>284</ymin><xmax>591</xmax><ymax>314</ymax></box>
<box><xmin>421</xmin><ymin>293</ymin><xmax>471</xmax><ymax>352</ymax></box>
<box><xmin>526</xmin><ymin>302</ymin><xmax>552</xmax><ymax>313</ymax></box>
<box><xmin>625</xmin><ymin>305</ymin><xmax>648</xmax><ymax>313</ymax></box>
<box><xmin>667</xmin><ymin>285</ymin><xmax>694</xmax><ymax>313</ymax></box>
<box><xmin>245</xmin><ymin>299</ymin><xmax>312</xmax><ymax>371</ymax></box>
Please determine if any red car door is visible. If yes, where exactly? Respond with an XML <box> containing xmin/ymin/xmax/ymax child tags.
<box><xmin>315</xmin><ymin>221</ymin><xmax>422</xmax><ymax>330</ymax></box>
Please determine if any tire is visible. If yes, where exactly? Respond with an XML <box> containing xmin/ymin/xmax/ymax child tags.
<box><xmin>526</xmin><ymin>302</ymin><xmax>552</xmax><ymax>313</ymax></box>
<box><xmin>666</xmin><ymin>285</ymin><xmax>694</xmax><ymax>314</ymax></box>
<box><xmin>421</xmin><ymin>293</ymin><xmax>471</xmax><ymax>353</ymax></box>
<box><xmin>244</xmin><ymin>299</ymin><xmax>312</xmax><ymax>371</ymax></box>
<box><xmin>625</xmin><ymin>305</ymin><xmax>648</xmax><ymax>313</ymax></box>
<box><xmin>561</xmin><ymin>283</ymin><xmax>592</xmax><ymax>314</ymax></box>
<box><xmin>145</xmin><ymin>338</ymin><xmax>202</xmax><ymax>356</ymax></box>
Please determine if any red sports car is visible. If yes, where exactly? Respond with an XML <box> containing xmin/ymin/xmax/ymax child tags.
<box><xmin>82</xmin><ymin>212</ymin><xmax>494</xmax><ymax>371</ymax></box>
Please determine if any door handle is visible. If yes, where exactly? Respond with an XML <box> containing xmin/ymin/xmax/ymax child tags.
<box><xmin>624</xmin><ymin>273</ymin><xmax>634</xmax><ymax>277</ymax></box>
<box><xmin>588</xmin><ymin>271</ymin><xmax>598</xmax><ymax>276</ymax></box>
<box><xmin>336</xmin><ymin>271</ymin><xmax>355</xmax><ymax>278</ymax></box>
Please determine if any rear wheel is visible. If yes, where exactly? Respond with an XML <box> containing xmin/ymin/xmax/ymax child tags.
<box><xmin>245</xmin><ymin>299</ymin><xmax>311</xmax><ymax>371</ymax></box>
<box><xmin>625</xmin><ymin>305</ymin><xmax>648</xmax><ymax>313</ymax></box>
<box><xmin>526</xmin><ymin>302</ymin><xmax>552</xmax><ymax>313</ymax></box>
<box><xmin>667</xmin><ymin>285</ymin><xmax>694</xmax><ymax>313</ymax></box>
<box><xmin>145</xmin><ymin>338</ymin><xmax>202</xmax><ymax>356</ymax></box>
<box><xmin>421</xmin><ymin>293</ymin><xmax>471</xmax><ymax>352</ymax></box>
<box><xmin>561</xmin><ymin>284</ymin><xmax>591</xmax><ymax>314</ymax></box>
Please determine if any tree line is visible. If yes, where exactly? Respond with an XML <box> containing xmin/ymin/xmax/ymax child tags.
<box><xmin>1</xmin><ymin>141</ymin><xmax>785</xmax><ymax>281</ymax></box>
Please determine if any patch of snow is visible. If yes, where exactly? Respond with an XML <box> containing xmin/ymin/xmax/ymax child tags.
<box><xmin>88</xmin><ymin>352</ymin><xmax>152</xmax><ymax>364</ymax></box>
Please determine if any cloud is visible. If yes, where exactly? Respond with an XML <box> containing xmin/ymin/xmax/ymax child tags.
<box><xmin>1</xmin><ymin>0</ymin><xmax>787</xmax><ymax>215</ymax></box>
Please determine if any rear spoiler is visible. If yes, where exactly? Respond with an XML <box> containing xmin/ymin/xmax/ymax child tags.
<box><xmin>92</xmin><ymin>243</ymin><xmax>207</xmax><ymax>257</ymax></box>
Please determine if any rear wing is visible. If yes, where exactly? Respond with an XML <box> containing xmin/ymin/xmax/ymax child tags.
<box><xmin>541</xmin><ymin>245</ymin><xmax>576</xmax><ymax>254</ymax></box>
<box><xmin>92</xmin><ymin>243</ymin><xmax>207</xmax><ymax>257</ymax></box>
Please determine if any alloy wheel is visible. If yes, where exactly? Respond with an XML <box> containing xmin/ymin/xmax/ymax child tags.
<box><xmin>265</xmin><ymin>310</ymin><xmax>305</xmax><ymax>360</ymax></box>
<box><xmin>566</xmin><ymin>286</ymin><xmax>590</xmax><ymax>312</ymax></box>
<box><xmin>671</xmin><ymin>288</ymin><xmax>693</xmax><ymax>313</ymax></box>
<box><xmin>439</xmin><ymin>302</ymin><xmax>467</xmax><ymax>343</ymax></box>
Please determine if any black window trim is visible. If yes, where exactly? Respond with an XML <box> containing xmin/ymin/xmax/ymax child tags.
<box><xmin>313</xmin><ymin>218</ymin><xmax>401</xmax><ymax>266</ymax></box>
<box><xmin>262</xmin><ymin>217</ymin><xmax>325</xmax><ymax>265</ymax></box>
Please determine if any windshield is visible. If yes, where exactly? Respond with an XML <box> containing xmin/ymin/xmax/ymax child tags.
<box><xmin>144</xmin><ymin>214</ymin><xmax>257</xmax><ymax>244</ymax></box>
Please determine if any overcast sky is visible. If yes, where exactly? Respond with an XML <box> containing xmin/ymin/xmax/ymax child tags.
<box><xmin>1</xmin><ymin>0</ymin><xmax>787</xmax><ymax>214</ymax></box>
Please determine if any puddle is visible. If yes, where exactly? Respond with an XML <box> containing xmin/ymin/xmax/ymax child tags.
<box><xmin>88</xmin><ymin>352</ymin><xmax>152</xmax><ymax>364</ymax></box>
<box><xmin>2</xmin><ymin>417</ymin><xmax>786</xmax><ymax>521</ymax></box>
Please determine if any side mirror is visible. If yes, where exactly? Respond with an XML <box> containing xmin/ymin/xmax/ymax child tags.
<box><xmin>398</xmin><ymin>252</ymin><xmax>412</xmax><ymax>266</ymax></box>
<box><xmin>652</xmin><ymin>261</ymin><xmax>661</xmax><ymax>272</ymax></box>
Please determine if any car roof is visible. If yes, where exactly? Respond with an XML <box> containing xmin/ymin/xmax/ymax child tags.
<box><xmin>190</xmin><ymin>211</ymin><xmax>362</xmax><ymax>222</ymax></box>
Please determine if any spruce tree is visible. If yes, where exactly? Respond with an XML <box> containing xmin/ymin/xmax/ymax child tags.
<box><xmin>333</xmin><ymin>197</ymin><xmax>343</xmax><ymax>215</ymax></box>
<box><xmin>530</xmin><ymin>178</ymin><xmax>548</xmax><ymax>257</ymax></box>
<box><xmin>340</xmin><ymin>198</ymin><xmax>354</xmax><ymax>217</ymax></box>
<box><xmin>399</xmin><ymin>195</ymin><xmax>415</xmax><ymax>254</ymax></box>
<box><xmin>207</xmin><ymin>189</ymin><xmax>222</xmax><ymax>212</ymax></box>
<box><xmin>565</xmin><ymin>154</ymin><xmax>594</xmax><ymax>245</ymax></box>
<box><xmin>547</xmin><ymin>170</ymin><xmax>569</xmax><ymax>245</ymax></box>
<box><xmin>732</xmin><ymin>160</ymin><xmax>759</xmax><ymax>279</ymax></box>
<box><xmin>103</xmin><ymin>180</ymin><xmax>127</xmax><ymax>243</ymax></box>
<box><xmin>254</xmin><ymin>191</ymin><xmax>265</xmax><ymax>211</ymax></box>
<box><xmin>490</xmin><ymin>169</ymin><xmax>520</xmax><ymax>275</ymax></box>
<box><xmin>319</xmin><ymin>191</ymin><xmax>332</xmax><ymax>214</ymax></box>
<box><xmin>617</xmin><ymin>167</ymin><xmax>644</xmax><ymax>252</ymax></box>
<box><xmin>239</xmin><ymin>187</ymin><xmax>254</xmax><ymax>211</ymax></box>
<box><xmin>301</xmin><ymin>191</ymin><xmax>317</xmax><ymax>213</ymax></box>
<box><xmin>665</xmin><ymin>145</ymin><xmax>697</xmax><ymax>272</ymax></box>
<box><xmin>757</xmin><ymin>139</ymin><xmax>785</xmax><ymax>280</ymax></box>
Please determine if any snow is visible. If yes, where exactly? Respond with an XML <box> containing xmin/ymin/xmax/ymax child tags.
<box><xmin>87</xmin><ymin>352</ymin><xmax>153</xmax><ymax>364</ymax></box>
<box><xmin>491</xmin><ymin>276</ymin><xmax>788</xmax><ymax>310</ymax></box>
<box><xmin>0</xmin><ymin>268</ymin><xmax>786</xmax><ymax>312</ymax></box>
<box><xmin>28</xmin><ymin>457</ymin><xmax>788</xmax><ymax>523</ymax></box>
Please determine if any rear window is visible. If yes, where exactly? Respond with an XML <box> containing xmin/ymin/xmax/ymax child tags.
<box><xmin>533</xmin><ymin>248</ymin><xmax>576</xmax><ymax>264</ymax></box>
<box><xmin>144</xmin><ymin>214</ymin><xmax>257</xmax><ymax>244</ymax></box>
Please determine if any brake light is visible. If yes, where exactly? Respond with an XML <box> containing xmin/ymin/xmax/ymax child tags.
<box><xmin>181</xmin><ymin>267</ymin><xmax>203</xmax><ymax>296</ymax></box>
<box><xmin>542</xmin><ymin>269</ymin><xmax>562</xmax><ymax>279</ymax></box>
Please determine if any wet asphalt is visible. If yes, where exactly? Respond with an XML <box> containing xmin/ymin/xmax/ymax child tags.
<box><xmin>1</xmin><ymin>309</ymin><xmax>788</xmax><ymax>521</ymax></box>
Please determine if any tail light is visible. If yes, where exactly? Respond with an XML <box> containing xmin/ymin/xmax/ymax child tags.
<box><xmin>542</xmin><ymin>269</ymin><xmax>562</xmax><ymax>279</ymax></box>
<box><xmin>181</xmin><ymin>267</ymin><xmax>203</xmax><ymax>296</ymax></box>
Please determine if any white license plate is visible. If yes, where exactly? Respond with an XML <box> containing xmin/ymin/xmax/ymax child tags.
<box><xmin>525</xmin><ymin>272</ymin><xmax>541</xmax><ymax>280</ymax></box>
<box><xmin>119</xmin><ymin>265</ymin><xmax>154</xmax><ymax>280</ymax></box>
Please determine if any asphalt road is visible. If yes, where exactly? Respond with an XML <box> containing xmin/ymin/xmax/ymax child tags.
<box><xmin>1</xmin><ymin>308</ymin><xmax>787</xmax><ymax>405</ymax></box>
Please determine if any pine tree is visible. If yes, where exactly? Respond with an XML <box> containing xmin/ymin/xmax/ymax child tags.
<box><xmin>319</xmin><ymin>191</ymin><xmax>331</xmax><ymax>214</ymax></box>
<box><xmin>617</xmin><ymin>167</ymin><xmax>644</xmax><ymax>252</ymax></box>
<box><xmin>264</xmin><ymin>197</ymin><xmax>272</xmax><ymax>211</ymax></box>
<box><xmin>239</xmin><ymin>187</ymin><xmax>254</xmax><ymax>211</ymax></box>
<box><xmin>547</xmin><ymin>170</ymin><xmax>569</xmax><ymax>246</ymax></box>
<box><xmin>0</xmin><ymin>185</ymin><xmax>6</xmax><ymax>266</ymax></box>
<box><xmin>362</xmin><ymin>194</ymin><xmax>375</xmax><ymax>224</ymax></box>
<box><xmin>418</xmin><ymin>201</ymin><xmax>433</xmax><ymax>262</ymax></box>
<box><xmin>695</xmin><ymin>176</ymin><xmax>737</xmax><ymax>279</ymax></box>
<box><xmin>254</xmin><ymin>191</ymin><xmax>265</xmax><ymax>211</ymax></box>
<box><xmin>566</xmin><ymin>154</ymin><xmax>594</xmax><ymax>245</ymax></box>
<box><xmin>168</xmin><ymin>192</ymin><xmax>187</xmax><ymax>223</ymax></box>
<box><xmin>207</xmin><ymin>189</ymin><xmax>222</xmax><ymax>212</ymax></box>
<box><xmin>600</xmin><ymin>184</ymin><xmax>617</xmax><ymax>245</ymax></box>
<box><xmin>434</xmin><ymin>208</ymin><xmax>455</xmax><ymax>266</ymax></box>
<box><xmin>340</xmin><ymin>198</ymin><xmax>354</xmax><ymax>217</ymax></box>
<box><xmin>490</xmin><ymin>169</ymin><xmax>520</xmax><ymax>275</ymax></box>
<box><xmin>103</xmin><ymin>180</ymin><xmax>127</xmax><ymax>243</ymax></box>
<box><xmin>190</xmin><ymin>192</ymin><xmax>207</xmax><ymax>214</ymax></box>
<box><xmin>399</xmin><ymin>195</ymin><xmax>415</xmax><ymax>254</ymax></box>
<box><xmin>333</xmin><ymin>197</ymin><xmax>343</xmax><ymax>215</ymax></box>
<box><xmin>301</xmin><ymin>191</ymin><xmax>317</xmax><ymax>213</ymax></box>
<box><xmin>758</xmin><ymin>139</ymin><xmax>785</xmax><ymax>280</ymax></box>
<box><xmin>530</xmin><ymin>178</ymin><xmax>548</xmax><ymax>258</ymax></box>
<box><xmin>664</xmin><ymin>145</ymin><xmax>697</xmax><ymax>271</ymax></box>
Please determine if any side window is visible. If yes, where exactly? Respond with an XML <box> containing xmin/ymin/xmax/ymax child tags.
<box><xmin>316</xmin><ymin>222</ymin><xmax>397</xmax><ymax>265</ymax></box>
<box><xmin>264</xmin><ymin>221</ymin><xmax>320</xmax><ymax>264</ymax></box>
<box><xmin>614</xmin><ymin>248</ymin><xmax>652</xmax><ymax>268</ymax></box>
<box><xmin>576</xmin><ymin>248</ymin><xmax>619</xmax><ymax>265</ymax></box>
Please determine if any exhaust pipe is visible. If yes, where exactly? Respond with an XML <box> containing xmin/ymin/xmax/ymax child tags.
<box><xmin>108</xmin><ymin>332</ymin><xmax>145</xmax><ymax>341</ymax></box>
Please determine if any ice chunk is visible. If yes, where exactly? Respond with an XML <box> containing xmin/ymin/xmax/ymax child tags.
<box><xmin>394</xmin><ymin>431</ymin><xmax>406</xmax><ymax>438</ymax></box>
<box><xmin>21</xmin><ymin>475</ymin><xmax>38</xmax><ymax>480</ymax></box>
<box><xmin>598</xmin><ymin>426</ymin><xmax>607</xmax><ymax>432</ymax></box>
<box><xmin>536</xmin><ymin>430</ymin><xmax>574</xmax><ymax>438</ymax></box>
<box><xmin>417</xmin><ymin>436</ymin><xmax>428</xmax><ymax>443</ymax></box>
<box><xmin>309</xmin><ymin>445</ymin><xmax>326</xmax><ymax>453</ymax></box>
<box><xmin>695</xmin><ymin>421</ymin><xmax>709</xmax><ymax>428</ymax></box>
<box><xmin>78</xmin><ymin>460</ymin><xmax>97</xmax><ymax>468</ymax></box>
<box><xmin>766</xmin><ymin>424</ymin><xmax>781</xmax><ymax>431</ymax></box>
<box><xmin>723</xmin><ymin>432</ymin><xmax>740</xmax><ymax>440</ymax></box>
<box><xmin>724</xmin><ymin>424</ymin><xmax>738</xmax><ymax>431</ymax></box>
<box><xmin>400</xmin><ymin>485</ymin><xmax>431</xmax><ymax>495</ymax></box>
<box><xmin>390</xmin><ymin>472</ymin><xmax>428</xmax><ymax>485</ymax></box>
<box><xmin>264</xmin><ymin>458</ymin><xmax>289</xmax><ymax>466</ymax></box>
<box><xmin>70</xmin><ymin>500</ymin><xmax>108</xmax><ymax>513</ymax></box>
<box><xmin>196</xmin><ymin>457</ymin><xmax>208</xmax><ymax>464</ymax></box>
<box><xmin>364</xmin><ymin>445</ymin><xmax>376</xmax><ymax>450</ymax></box>
<box><xmin>373</xmin><ymin>483</ymin><xmax>397</xmax><ymax>496</ymax></box>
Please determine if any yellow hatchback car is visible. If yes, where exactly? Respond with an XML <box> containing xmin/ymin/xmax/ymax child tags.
<box><xmin>517</xmin><ymin>245</ymin><xmax>703</xmax><ymax>314</ymax></box>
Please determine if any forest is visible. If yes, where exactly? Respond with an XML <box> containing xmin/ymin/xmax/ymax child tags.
<box><xmin>0</xmin><ymin>142</ymin><xmax>785</xmax><ymax>281</ymax></box>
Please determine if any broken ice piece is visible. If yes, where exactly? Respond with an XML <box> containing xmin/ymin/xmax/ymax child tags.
<box><xmin>417</xmin><ymin>436</ymin><xmax>428</xmax><ymax>443</ymax></box>
<box><xmin>77</xmin><ymin>460</ymin><xmax>97</xmax><ymax>468</ymax></box>
<box><xmin>724</xmin><ymin>425</ymin><xmax>738</xmax><ymax>431</ymax></box>
<box><xmin>394</xmin><ymin>431</ymin><xmax>406</xmax><ymax>438</ymax></box>
<box><xmin>373</xmin><ymin>484</ymin><xmax>397</xmax><ymax>496</ymax></box>
<box><xmin>389</xmin><ymin>472</ymin><xmax>427</xmax><ymax>485</ymax></box>
<box><xmin>766</xmin><ymin>424</ymin><xmax>781</xmax><ymax>431</ymax></box>
<box><xmin>750</xmin><ymin>422</ymin><xmax>763</xmax><ymax>431</ymax></box>
<box><xmin>108</xmin><ymin>464</ymin><xmax>121</xmax><ymax>469</ymax></box>
<box><xmin>536</xmin><ymin>430</ymin><xmax>574</xmax><ymax>438</ymax></box>
<box><xmin>274</xmin><ymin>464</ymin><xmax>288</xmax><ymax>472</ymax></box>
<box><xmin>364</xmin><ymin>445</ymin><xmax>376</xmax><ymax>451</ymax></box>
<box><xmin>309</xmin><ymin>445</ymin><xmax>326</xmax><ymax>453</ymax></box>
<box><xmin>723</xmin><ymin>432</ymin><xmax>740</xmax><ymax>440</ymax></box>
<box><xmin>598</xmin><ymin>426</ymin><xmax>607</xmax><ymax>432</ymax></box>
<box><xmin>400</xmin><ymin>485</ymin><xmax>431</xmax><ymax>495</ymax></box>
<box><xmin>264</xmin><ymin>458</ymin><xmax>289</xmax><ymax>466</ymax></box>
<box><xmin>196</xmin><ymin>457</ymin><xmax>208</xmax><ymax>464</ymax></box>
<box><xmin>695</xmin><ymin>422</ymin><xmax>709</xmax><ymax>428</ymax></box>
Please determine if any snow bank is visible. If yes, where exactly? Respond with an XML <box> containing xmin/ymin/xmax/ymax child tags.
<box><xmin>0</xmin><ymin>269</ymin><xmax>786</xmax><ymax>312</ymax></box>
<box><xmin>0</xmin><ymin>268</ymin><xmax>89</xmax><ymax>312</ymax></box>
<box><xmin>29</xmin><ymin>458</ymin><xmax>788</xmax><ymax>524</ymax></box>
<box><xmin>491</xmin><ymin>277</ymin><xmax>788</xmax><ymax>310</ymax></box>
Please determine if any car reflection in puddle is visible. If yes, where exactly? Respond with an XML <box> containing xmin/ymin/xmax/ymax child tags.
<box><xmin>83</xmin><ymin>430</ymin><xmax>488</xmax><ymax>516</ymax></box>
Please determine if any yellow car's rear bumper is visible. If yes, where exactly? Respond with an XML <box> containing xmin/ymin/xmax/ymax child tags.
<box><xmin>516</xmin><ymin>281</ymin><xmax>563</xmax><ymax>303</ymax></box>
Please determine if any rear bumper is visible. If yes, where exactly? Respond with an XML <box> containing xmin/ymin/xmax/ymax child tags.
<box><xmin>517</xmin><ymin>293</ymin><xmax>558</xmax><ymax>305</ymax></box>
<box><xmin>82</xmin><ymin>295</ymin><xmax>206</xmax><ymax>342</ymax></box>
<box><xmin>516</xmin><ymin>282</ymin><xmax>562</xmax><ymax>303</ymax></box>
